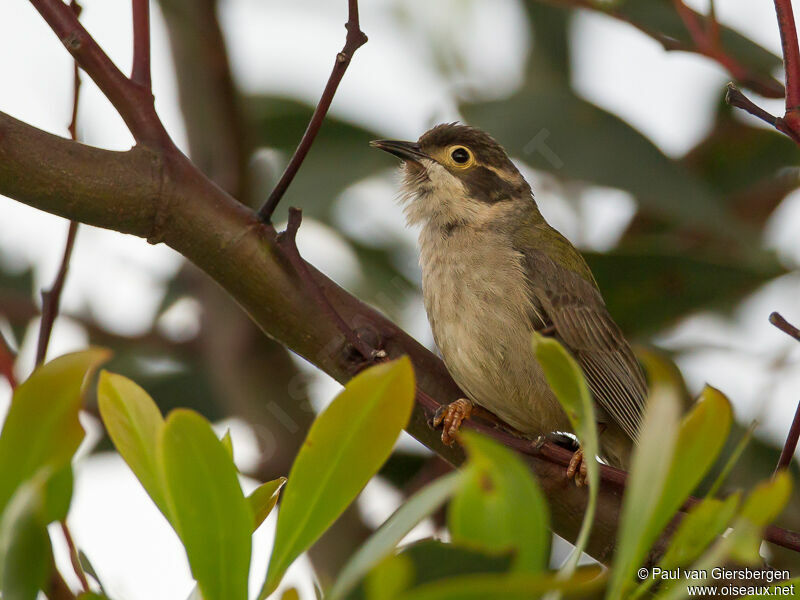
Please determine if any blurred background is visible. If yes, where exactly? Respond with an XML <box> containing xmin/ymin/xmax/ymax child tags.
<box><xmin>1</xmin><ymin>0</ymin><xmax>799</xmax><ymax>597</ymax></box>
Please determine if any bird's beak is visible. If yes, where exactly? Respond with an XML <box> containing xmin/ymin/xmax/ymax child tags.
<box><xmin>370</xmin><ymin>139</ymin><xmax>429</xmax><ymax>165</ymax></box>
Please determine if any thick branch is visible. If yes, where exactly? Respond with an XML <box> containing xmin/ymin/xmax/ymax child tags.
<box><xmin>258</xmin><ymin>0</ymin><xmax>368</xmax><ymax>221</ymax></box>
<box><xmin>1</xmin><ymin>110</ymin><xmax>798</xmax><ymax>559</ymax></box>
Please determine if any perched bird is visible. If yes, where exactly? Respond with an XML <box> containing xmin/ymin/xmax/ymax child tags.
<box><xmin>371</xmin><ymin>123</ymin><xmax>648</xmax><ymax>477</ymax></box>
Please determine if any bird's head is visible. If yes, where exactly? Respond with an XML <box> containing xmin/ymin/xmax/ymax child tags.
<box><xmin>371</xmin><ymin>123</ymin><xmax>534</xmax><ymax>230</ymax></box>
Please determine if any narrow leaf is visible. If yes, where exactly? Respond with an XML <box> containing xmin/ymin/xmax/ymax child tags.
<box><xmin>97</xmin><ymin>371</ymin><xmax>169</xmax><ymax>519</ymax></box>
<box><xmin>607</xmin><ymin>383</ymin><xmax>681</xmax><ymax>599</ymax></box>
<box><xmin>329</xmin><ymin>470</ymin><xmax>464</xmax><ymax>600</ymax></box>
<box><xmin>0</xmin><ymin>349</ymin><xmax>109</xmax><ymax>517</ymax></box>
<box><xmin>160</xmin><ymin>409</ymin><xmax>252</xmax><ymax>600</ymax></box>
<box><xmin>660</xmin><ymin>493</ymin><xmax>740</xmax><ymax>569</ymax></box>
<box><xmin>395</xmin><ymin>568</ymin><xmax>604</xmax><ymax>600</ymax></box>
<box><xmin>532</xmin><ymin>333</ymin><xmax>599</xmax><ymax>576</ymax></box>
<box><xmin>261</xmin><ymin>358</ymin><xmax>416</xmax><ymax>598</ymax></box>
<box><xmin>248</xmin><ymin>477</ymin><xmax>286</xmax><ymax>530</ymax></box>
<box><xmin>0</xmin><ymin>481</ymin><xmax>51</xmax><ymax>600</ymax></box>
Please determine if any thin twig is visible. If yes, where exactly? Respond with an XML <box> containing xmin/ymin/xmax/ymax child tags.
<box><xmin>60</xmin><ymin>521</ymin><xmax>90</xmax><ymax>592</ymax></box>
<box><xmin>0</xmin><ymin>330</ymin><xmax>17</xmax><ymax>389</ymax></box>
<box><xmin>276</xmin><ymin>208</ymin><xmax>377</xmax><ymax>361</ymax></box>
<box><xmin>725</xmin><ymin>83</ymin><xmax>780</xmax><ymax>127</ymax></box>
<box><xmin>770</xmin><ymin>311</ymin><xmax>800</xmax><ymax>342</ymax></box>
<box><xmin>769</xmin><ymin>312</ymin><xmax>800</xmax><ymax>473</ymax></box>
<box><xmin>775</xmin><ymin>402</ymin><xmax>800</xmax><ymax>473</ymax></box>
<box><xmin>35</xmin><ymin>200</ymin><xmax>79</xmax><ymax>367</ymax></box>
<box><xmin>35</xmin><ymin>0</ymin><xmax>84</xmax><ymax>367</ymax></box>
<box><xmin>724</xmin><ymin>2</ymin><xmax>800</xmax><ymax>143</ymax></box>
<box><xmin>672</xmin><ymin>0</ymin><xmax>750</xmax><ymax>84</ymax></box>
<box><xmin>131</xmin><ymin>0</ymin><xmax>151</xmax><ymax>90</ymax></box>
<box><xmin>30</xmin><ymin>0</ymin><xmax>170</xmax><ymax>147</ymax></box>
<box><xmin>258</xmin><ymin>0</ymin><xmax>367</xmax><ymax>221</ymax></box>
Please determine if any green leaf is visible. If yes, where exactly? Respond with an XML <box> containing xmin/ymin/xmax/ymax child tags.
<box><xmin>660</xmin><ymin>493</ymin><xmax>740</xmax><ymax>569</ymax></box>
<box><xmin>330</xmin><ymin>470</ymin><xmax>464</xmax><ymax>600</ymax></box>
<box><xmin>247</xmin><ymin>477</ymin><xmax>286</xmax><ymax>530</ymax></box>
<box><xmin>390</xmin><ymin>540</ymin><xmax>514</xmax><ymax>589</ymax></box>
<box><xmin>42</xmin><ymin>465</ymin><xmax>74</xmax><ymax>524</ymax></box>
<box><xmin>159</xmin><ymin>409</ymin><xmax>252</xmax><ymax>600</ymax></box>
<box><xmin>97</xmin><ymin>371</ymin><xmax>170</xmax><ymax>519</ymax></box>
<box><xmin>364</xmin><ymin>554</ymin><xmax>414</xmax><ymax>600</ymax></box>
<box><xmin>0</xmin><ymin>481</ymin><xmax>52</xmax><ymax>600</ymax></box>
<box><xmin>78</xmin><ymin>550</ymin><xmax>108</xmax><ymax>595</ymax></box>
<box><xmin>448</xmin><ymin>431</ymin><xmax>549</xmax><ymax>574</ymax></box>
<box><xmin>531</xmin><ymin>333</ymin><xmax>598</xmax><ymax>577</ymax></box>
<box><xmin>395</xmin><ymin>568</ymin><xmax>605</xmax><ymax>600</ymax></box>
<box><xmin>607</xmin><ymin>382</ymin><xmax>681</xmax><ymax>599</ymax></box>
<box><xmin>611</xmin><ymin>385</ymin><xmax>733</xmax><ymax>597</ymax></box>
<box><xmin>651</xmin><ymin>387</ymin><xmax>733</xmax><ymax>540</ymax></box>
<box><xmin>261</xmin><ymin>358</ymin><xmax>416</xmax><ymax>598</ymax></box>
<box><xmin>221</xmin><ymin>428</ymin><xmax>234</xmax><ymax>461</ymax></box>
<box><xmin>0</xmin><ymin>348</ymin><xmax>110</xmax><ymax>517</ymax></box>
<box><xmin>728</xmin><ymin>471</ymin><xmax>793</xmax><ymax>564</ymax></box>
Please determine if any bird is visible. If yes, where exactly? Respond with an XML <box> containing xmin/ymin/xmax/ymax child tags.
<box><xmin>371</xmin><ymin>123</ymin><xmax>648</xmax><ymax>479</ymax></box>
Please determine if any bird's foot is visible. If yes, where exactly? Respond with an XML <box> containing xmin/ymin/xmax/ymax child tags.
<box><xmin>430</xmin><ymin>398</ymin><xmax>473</xmax><ymax>446</ymax></box>
<box><xmin>567</xmin><ymin>448</ymin><xmax>589</xmax><ymax>487</ymax></box>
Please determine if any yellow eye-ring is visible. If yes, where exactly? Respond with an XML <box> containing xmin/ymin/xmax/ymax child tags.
<box><xmin>446</xmin><ymin>145</ymin><xmax>474</xmax><ymax>168</ymax></box>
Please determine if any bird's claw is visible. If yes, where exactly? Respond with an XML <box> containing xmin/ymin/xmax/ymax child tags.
<box><xmin>431</xmin><ymin>398</ymin><xmax>473</xmax><ymax>446</ymax></box>
<box><xmin>567</xmin><ymin>448</ymin><xmax>589</xmax><ymax>487</ymax></box>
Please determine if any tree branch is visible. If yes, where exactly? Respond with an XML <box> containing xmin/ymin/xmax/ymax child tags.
<box><xmin>725</xmin><ymin>2</ymin><xmax>800</xmax><ymax>143</ymax></box>
<box><xmin>257</xmin><ymin>0</ymin><xmax>368</xmax><ymax>221</ymax></box>
<box><xmin>770</xmin><ymin>312</ymin><xmax>800</xmax><ymax>474</ymax></box>
<box><xmin>29</xmin><ymin>0</ymin><xmax>169</xmax><ymax>147</ymax></box>
<box><xmin>131</xmin><ymin>0</ymin><xmax>152</xmax><ymax>90</ymax></box>
<box><xmin>775</xmin><ymin>0</ymin><xmax>800</xmax><ymax>111</ymax></box>
<box><xmin>0</xmin><ymin>330</ymin><xmax>17</xmax><ymax>389</ymax></box>
<box><xmin>2</xmin><ymin>109</ymin><xmax>798</xmax><ymax>558</ymax></box>
<box><xmin>36</xmin><ymin>221</ymin><xmax>78</xmax><ymax>366</ymax></box>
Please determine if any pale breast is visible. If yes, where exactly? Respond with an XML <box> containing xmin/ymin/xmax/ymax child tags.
<box><xmin>418</xmin><ymin>226</ymin><xmax>569</xmax><ymax>435</ymax></box>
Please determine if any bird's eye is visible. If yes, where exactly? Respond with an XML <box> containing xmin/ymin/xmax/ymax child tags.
<box><xmin>450</xmin><ymin>146</ymin><xmax>471</xmax><ymax>165</ymax></box>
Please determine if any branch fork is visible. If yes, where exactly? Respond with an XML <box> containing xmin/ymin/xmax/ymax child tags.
<box><xmin>725</xmin><ymin>0</ymin><xmax>800</xmax><ymax>144</ymax></box>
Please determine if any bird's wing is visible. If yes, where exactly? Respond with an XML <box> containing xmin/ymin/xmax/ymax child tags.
<box><xmin>522</xmin><ymin>248</ymin><xmax>647</xmax><ymax>443</ymax></box>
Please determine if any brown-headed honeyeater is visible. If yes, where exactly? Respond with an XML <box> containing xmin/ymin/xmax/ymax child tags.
<box><xmin>371</xmin><ymin>123</ymin><xmax>647</xmax><ymax>480</ymax></box>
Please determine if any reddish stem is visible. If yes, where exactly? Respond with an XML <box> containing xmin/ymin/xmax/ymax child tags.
<box><xmin>0</xmin><ymin>331</ymin><xmax>17</xmax><ymax>389</ymax></box>
<box><xmin>774</xmin><ymin>0</ymin><xmax>800</xmax><ymax>111</ymax></box>
<box><xmin>131</xmin><ymin>0</ymin><xmax>152</xmax><ymax>90</ymax></box>
<box><xmin>60</xmin><ymin>521</ymin><xmax>90</xmax><ymax>592</ymax></box>
<box><xmin>276</xmin><ymin>208</ymin><xmax>378</xmax><ymax>362</ymax></box>
<box><xmin>258</xmin><ymin>0</ymin><xmax>367</xmax><ymax>221</ymax></box>
<box><xmin>770</xmin><ymin>312</ymin><xmax>800</xmax><ymax>473</ymax></box>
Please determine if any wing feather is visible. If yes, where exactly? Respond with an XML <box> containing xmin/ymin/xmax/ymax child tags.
<box><xmin>523</xmin><ymin>248</ymin><xmax>647</xmax><ymax>443</ymax></box>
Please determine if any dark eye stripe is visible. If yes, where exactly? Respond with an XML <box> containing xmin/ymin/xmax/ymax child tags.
<box><xmin>462</xmin><ymin>166</ymin><xmax>524</xmax><ymax>204</ymax></box>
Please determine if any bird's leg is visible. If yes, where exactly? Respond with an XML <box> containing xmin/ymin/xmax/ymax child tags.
<box><xmin>431</xmin><ymin>398</ymin><xmax>473</xmax><ymax>446</ymax></box>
